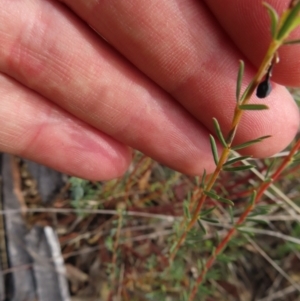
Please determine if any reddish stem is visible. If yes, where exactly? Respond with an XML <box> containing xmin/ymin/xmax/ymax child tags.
<box><xmin>188</xmin><ymin>140</ymin><xmax>300</xmax><ymax>301</ymax></box>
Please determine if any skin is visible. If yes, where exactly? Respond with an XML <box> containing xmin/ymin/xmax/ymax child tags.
<box><xmin>0</xmin><ymin>0</ymin><xmax>299</xmax><ymax>180</ymax></box>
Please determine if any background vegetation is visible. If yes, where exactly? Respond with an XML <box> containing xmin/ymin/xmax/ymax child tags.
<box><xmin>16</xmin><ymin>2</ymin><xmax>300</xmax><ymax>301</ymax></box>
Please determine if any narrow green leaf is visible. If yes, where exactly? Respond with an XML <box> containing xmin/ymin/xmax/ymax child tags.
<box><xmin>203</xmin><ymin>190</ymin><xmax>220</xmax><ymax>200</ymax></box>
<box><xmin>291</xmin><ymin>16</ymin><xmax>300</xmax><ymax>31</ymax></box>
<box><xmin>232</xmin><ymin>135</ymin><xmax>271</xmax><ymax>150</ymax></box>
<box><xmin>204</xmin><ymin>190</ymin><xmax>234</xmax><ymax>206</ymax></box>
<box><xmin>284</xmin><ymin>38</ymin><xmax>300</xmax><ymax>44</ymax></box>
<box><xmin>250</xmin><ymin>190</ymin><xmax>257</xmax><ymax>206</ymax></box>
<box><xmin>209</xmin><ymin>134</ymin><xmax>219</xmax><ymax>165</ymax></box>
<box><xmin>236</xmin><ymin>228</ymin><xmax>255</xmax><ymax>236</ymax></box>
<box><xmin>183</xmin><ymin>200</ymin><xmax>191</xmax><ymax>220</ymax></box>
<box><xmin>223</xmin><ymin>155</ymin><xmax>252</xmax><ymax>166</ymax></box>
<box><xmin>263</xmin><ymin>2</ymin><xmax>279</xmax><ymax>39</ymax></box>
<box><xmin>200</xmin><ymin>217</ymin><xmax>219</xmax><ymax>224</ymax></box>
<box><xmin>217</xmin><ymin>197</ymin><xmax>234</xmax><ymax>206</ymax></box>
<box><xmin>173</xmin><ymin>220</ymin><xmax>182</xmax><ymax>237</ymax></box>
<box><xmin>236</xmin><ymin>60</ymin><xmax>244</xmax><ymax>102</ymax></box>
<box><xmin>249</xmin><ymin>204</ymin><xmax>272</xmax><ymax>216</ymax></box>
<box><xmin>277</xmin><ymin>3</ymin><xmax>300</xmax><ymax>40</ymax></box>
<box><xmin>239</xmin><ymin>104</ymin><xmax>269</xmax><ymax>110</ymax></box>
<box><xmin>169</xmin><ymin>241</ymin><xmax>178</xmax><ymax>253</ymax></box>
<box><xmin>223</xmin><ymin>165</ymin><xmax>255</xmax><ymax>172</ymax></box>
<box><xmin>226</xmin><ymin>127</ymin><xmax>238</xmax><ymax>145</ymax></box>
<box><xmin>197</xmin><ymin>258</ymin><xmax>204</xmax><ymax>271</ymax></box>
<box><xmin>200</xmin><ymin>206</ymin><xmax>217</xmax><ymax>217</ymax></box>
<box><xmin>200</xmin><ymin>169</ymin><xmax>207</xmax><ymax>188</ymax></box>
<box><xmin>212</xmin><ymin>118</ymin><xmax>227</xmax><ymax>148</ymax></box>
<box><xmin>246</xmin><ymin>217</ymin><xmax>268</xmax><ymax>225</ymax></box>
<box><xmin>240</xmin><ymin>80</ymin><xmax>253</xmax><ymax>103</ymax></box>
<box><xmin>217</xmin><ymin>254</ymin><xmax>235</xmax><ymax>264</ymax></box>
<box><xmin>197</xmin><ymin>219</ymin><xmax>207</xmax><ymax>234</ymax></box>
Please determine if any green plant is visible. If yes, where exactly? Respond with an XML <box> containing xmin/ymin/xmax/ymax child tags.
<box><xmin>45</xmin><ymin>2</ymin><xmax>300</xmax><ymax>300</ymax></box>
<box><xmin>165</xmin><ymin>2</ymin><xmax>300</xmax><ymax>300</ymax></box>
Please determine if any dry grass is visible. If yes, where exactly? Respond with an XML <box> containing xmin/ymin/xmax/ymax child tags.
<box><xmin>15</xmin><ymin>133</ymin><xmax>300</xmax><ymax>301</ymax></box>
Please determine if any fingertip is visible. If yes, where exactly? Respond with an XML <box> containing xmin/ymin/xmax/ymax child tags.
<box><xmin>24</xmin><ymin>127</ymin><xmax>133</xmax><ymax>181</ymax></box>
<box><xmin>237</xmin><ymin>84</ymin><xmax>299</xmax><ymax>157</ymax></box>
<box><xmin>66</xmin><ymin>147</ymin><xmax>132</xmax><ymax>181</ymax></box>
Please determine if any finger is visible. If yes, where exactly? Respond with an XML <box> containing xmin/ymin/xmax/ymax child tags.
<box><xmin>58</xmin><ymin>0</ymin><xmax>299</xmax><ymax>156</ymax></box>
<box><xmin>0</xmin><ymin>73</ymin><xmax>131</xmax><ymax>180</ymax></box>
<box><xmin>0</xmin><ymin>0</ymin><xmax>217</xmax><ymax>175</ymax></box>
<box><xmin>203</xmin><ymin>0</ymin><xmax>300</xmax><ymax>87</ymax></box>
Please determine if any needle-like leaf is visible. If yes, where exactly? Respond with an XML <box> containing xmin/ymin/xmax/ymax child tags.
<box><xmin>200</xmin><ymin>217</ymin><xmax>219</xmax><ymax>224</ymax></box>
<box><xmin>236</xmin><ymin>60</ymin><xmax>245</xmax><ymax>102</ymax></box>
<box><xmin>232</xmin><ymin>135</ymin><xmax>271</xmax><ymax>151</ymax></box>
<box><xmin>277</xmin><ymin>2</ymin><xmax>300</xmax><ymax>40</ymax></box>
<box><xmin>183</xmin><ymin>201</ymin><xmax>191</xmax><ymax>219</ymax></box>
<box><xmin>250</xmin><ymin>190</ymin><xmax>257</xmax><ymax>206</ymax></box>
<box><xmin>223</xmin><ymin>155</ymin><xmax>252</xmax><ymax>166</ymax></box>
<box><xmin>239</xmin><ymin>80</ymin><xmax>253</xmax><ymax>103</ymax></box>
<box><xmin>222</xmin><ymin>165</ymin><xmax>255</xmax><ymax>172</ymax></box>
<box><xmin>200</xmin><ymin>206</ymin><xmax>217</xmax><ymax>217</ymax></box>
<box><xmin>239</xmin><ymin>104</ymin><xmax>269</xmax><ymax>110</ymax></box>
<box><xmin>212</xmin><ymin>118</ymin><xmax>227</xmax><ymax>148</ymax></box>
<box><xmin>200</xmin><ymin>169</ymin><xmax>207</xmax><ymax>188</ymax></box>
<box><xmin>246</xmin><ymin>217</ymin><xmax>268</xmax><ymax>225</ymax></box>
<box><xmin>197</xmin><ymin>219</ymin><xmax>207</xmax><ymax>234</ymax></box>
<box><xmin>209</xmin><ymin>134</ymin><xmax>219</xmax><ymax>166</ymax></box>
<box><xmin>217</xmin><ymin>197</ymin><xmax>235</xmax><ymax>206</ymax></box>
<box><xmin>204</xmin><ymin>190</ymin><xmax>234</xmax><ymax>206</ymax></box>
<box><xmin>263</xmin><ymin>2</ymin><xmax>279</xmax><ymax>39</ymax></box>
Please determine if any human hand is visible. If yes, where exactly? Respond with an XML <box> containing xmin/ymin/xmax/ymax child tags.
<box><xmin>0</xmin><ymin>0</ymin><xmax>299</xmax><ymax>180</ymax></box>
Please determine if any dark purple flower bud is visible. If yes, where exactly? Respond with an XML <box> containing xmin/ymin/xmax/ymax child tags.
<box><xmin>256</xmin><ymin>79</ymin><xmax>272</xmax><ymax>98</ymax></box>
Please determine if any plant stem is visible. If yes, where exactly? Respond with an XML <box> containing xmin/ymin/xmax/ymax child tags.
<box><xmin>188</xmin><ymin>139</ymin><xmax>300</xmax><ymax>301</ymax></box>
<box><xmin>169</xmin><ymin>40</ymin><xmax>280</xmax><ymax>262</ymax></box>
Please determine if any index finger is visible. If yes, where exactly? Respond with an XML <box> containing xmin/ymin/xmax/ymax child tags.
<box><xmin>60</xmin><ymin>0</ymin><xmax>299</xmax><ymax>157</ymax></box>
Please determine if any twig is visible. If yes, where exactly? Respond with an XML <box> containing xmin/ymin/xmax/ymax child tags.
<box><xmin>188</xmin><ymin>140</ymin><xmax>300</xmax><ymax>300</ymax></box>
